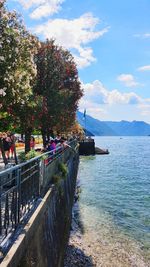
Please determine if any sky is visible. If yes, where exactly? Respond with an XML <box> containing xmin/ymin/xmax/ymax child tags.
<box><xmin>6</xmin><ymin>0</ymin><xmax>150</xmax><ymax>123</ymax></box>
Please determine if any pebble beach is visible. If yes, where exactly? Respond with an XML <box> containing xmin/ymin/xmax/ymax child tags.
<box><xmin>64</xmin><ymin>202</ymin><xmax>149</xmax><ymax>267</ymax></box>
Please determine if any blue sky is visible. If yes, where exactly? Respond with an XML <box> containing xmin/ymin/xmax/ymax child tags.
<box><xmin>6</xmin><ymin>0</ymin><xmax>150</xmax><ymax>122</ymax></box>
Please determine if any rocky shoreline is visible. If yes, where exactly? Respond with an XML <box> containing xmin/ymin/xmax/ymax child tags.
<box><xmin>64</xmin><ymin>198</ymin><xmax>149</xmax><ymax>267</ymax></box>
<box><xmin>64</xmin><ymin>202</ymin><xmax>97</xmax><ymax>267</ymax></box>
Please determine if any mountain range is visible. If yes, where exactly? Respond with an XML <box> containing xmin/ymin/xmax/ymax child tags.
<box><xmin>77</xmin><ymin>111</ymin><xmax>150</xmax><ymax>136</ymax></box>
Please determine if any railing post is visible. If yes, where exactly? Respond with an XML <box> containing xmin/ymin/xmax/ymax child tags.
<box><xmin>17</xmin><ymin>168</ymin><xmax>21</xmax><ymax>224</ymax></box>
<box><xmin>0</xmin><ymin>176</ymin><xmax>1</xmax><ymax>236</ymax></box>
<box><xmin>35</xmin><ymin>159</ymin><xmax>40</xmax><ymax>197</ymax></box>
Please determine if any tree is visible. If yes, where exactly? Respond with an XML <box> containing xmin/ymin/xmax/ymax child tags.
<box><xmin>35</xmin><ymin>39</ymin><xmax>83</xmax><ymax>144</ymax></box>
<box><xmin>0</xmin><ymin>0</ymin><xmax>39</xmax><ymax>152</ymax></box>
<box><xmin>0</xmin><ymin>2</ymin><xmax>83</xmax><ymax>157</ymax></box>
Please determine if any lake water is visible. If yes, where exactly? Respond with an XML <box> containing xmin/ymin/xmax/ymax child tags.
<box><xmin>78</xmin><ymin>137</ymin><xmax>150</xmax><ymax>266</ymax></box>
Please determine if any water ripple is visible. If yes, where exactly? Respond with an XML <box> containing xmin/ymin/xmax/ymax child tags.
<box><xmin>78</xmin><ymin>137</ymin><xmax>150</xmax><ymax>263</ymax></box>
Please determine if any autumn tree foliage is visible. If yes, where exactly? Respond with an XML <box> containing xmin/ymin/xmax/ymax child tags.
<box><xmin>35</xmin><ymin>40</ymin><xmax>83</xmax><ymax>145</ymax></box>
<box><xmin>69</xmin><ymin>122</ymin><xmax>84</xmax><ymax>136</ymax></box>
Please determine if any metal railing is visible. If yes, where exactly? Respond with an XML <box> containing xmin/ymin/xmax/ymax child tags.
<box><xmin>0</xmin><ymin>140</ymin><xmax>77</xmax><ymax>249</ymax></box>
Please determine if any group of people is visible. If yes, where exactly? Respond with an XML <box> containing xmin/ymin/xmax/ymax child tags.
<box><xmin>43</xmin><ymin>136</ymin><xmax>67</xmax><ymax>153</ymax></box>
<box><xmin>0</xmin><ymin>132</ymin><xmax>15</xmax><ymax>159</ymax></box>
<box><xmin>0</xmin><ymin>133</ymin><xmax>73</xmax><ymax>164</ymax></box>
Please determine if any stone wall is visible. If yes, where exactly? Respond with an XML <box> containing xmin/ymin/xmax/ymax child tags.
<box><xmin>1</xmin><ymin>148</ymin><xmax>79</xmax><ymax>267</ymax></box>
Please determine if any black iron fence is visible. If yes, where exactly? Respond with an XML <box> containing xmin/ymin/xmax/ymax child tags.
<box><xmin>0</xmin><ymin>140</ymin><xmax>77</xmax><ymax>249</ymax></box>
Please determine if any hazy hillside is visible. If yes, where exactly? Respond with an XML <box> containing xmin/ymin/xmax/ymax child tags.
<box><xmin>77</xmin><ymin>111</ymin><xmax>150</xmax><ymax>136</ymax></box>
<box><xmin>77</xmin><ymin>111</ymin><xmax>116</xmax><ymax>136</ymax></box>
<box><xmin>105</xmin><ymin>120</ymin><xmax>150</xmax><ymax>136</ymax></box>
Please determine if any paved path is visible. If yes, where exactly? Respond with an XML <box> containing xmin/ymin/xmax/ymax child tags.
<box><xmin>0</xmin><ymin>159</ymin><xmax>5</xmax><ymax>171</ymax></box>
<box><xmin>0</xmin><ymin>159</ymin><xmax>15</xmax><ymax>171</ymax></box>
<box><xmin>0</xmin><ymin>144</ymin><xmax>43</xmax><ymax>172</ymax></box>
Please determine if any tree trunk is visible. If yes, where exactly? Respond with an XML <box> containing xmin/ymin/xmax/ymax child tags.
<box><xmin>0</xmin><ymin>138</ymin><xmax>8</xmax><ymax>166</ymax></box>
<box><xmin>47</xmin><ymin>133</ymin><xmax>50</xmax><ymax>142</ymax></box>
<box><xmin>25</xmin><ymin>129</ymin><xmax>31</xmax><ymax>153</ymax></box>
<box><xmin>13</xmin><ymin>141</ymin><xmax>18</xmax><ymax>165</ymax></box>
<box><xmin>41</xmin><ymin>128</ymin><xmax>47</xmax><ymax>148</ymax></box>
<box><xmin>21</xmin><ymin>133</ymin><xmax>24</xmax><ymax>140</ymax></box>
<box><xmin>49</xmin><ymin>130</ymin><xmax>54</xmax><ymax>139</ymax></box>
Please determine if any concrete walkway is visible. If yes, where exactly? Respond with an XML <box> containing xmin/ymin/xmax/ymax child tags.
<box><xmin>0</xmin><ymin>159</ymin><xmax>15</xmax><ymax>171</ymax></box>
<box><xmin>0</xmin><ymin>144</ymin><xmax>43</xmax><ymax>172</ymax></box>
<box><xmin>0</xmin><ymin>160</ymin><xmax>5</xmax><ymax>171</ymax></box>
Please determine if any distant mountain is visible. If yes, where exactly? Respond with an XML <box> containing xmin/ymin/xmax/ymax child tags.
<box><xmin>104</xmin><ymin>120</ymin><xmax>150</xmax><ymax>136</ymax></box>
<box><xmin>77</xmin><ymin>111</ymin><xmax>150</xmax><ymax>136</ymax></box>
<box><xmin>77</xmin><ymin>111</ymin><xmax>116</xmax><ymax>136</ymax></box>
<box><xmin>83</xmin><ymin>129</ymin><xmax>95</xmax><ymax>136</ymax></box>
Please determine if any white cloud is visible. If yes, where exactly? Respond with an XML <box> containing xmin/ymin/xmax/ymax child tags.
<box><xmin>80</xmin><ymin>80</ymin><xmax>142</xmax><ymax>106</ymax></box>
<box><xmin>16</xmin><ymin>1</ymin><xmax>109</xmax><ymax>68</ymax></box>
<box><xmin>138</xmin><ymin>103</ymin><xmax>150</xmax><ymax>117</ymax></box>
<box><xmin>73</xmin><ymin>48</ymin><xmax>96</xmax><ymax>68</ymax></box>
<box><xmin>17</xmin><ymin>0</ymin><xmax>65</xmax><ymax>18</ymax></box>
<box><xmin>79</xmin><ymin>98</ymin><xmax>107</xmax><ymax>119</ymax></box>
<box><xmin>134</xmin><ymin>33</ymin><xmax>150</xmax><ymax>39</ymax></box>
<box><xmin>17</xmin><ymin>0</ymin><xmax>45</xmax><ymax>9</ymax></box>
<box><xmin>137</xmin><ymin>65</ymin><xmax>150</xmax><ymax>72</ymax></box>
<box><xmin>33</xmin><ymin>13</ymin><xmax>109</xmax><ymax>68</ymax></box>
<box><xmin>79</xmin><ymin>80</ymin><xmax>150</xmax><ymax>121</ymax></box>
<box><xmin>117</xmin><ymin>74</ymin><xmax>139</xmax><ymax>87</ymax></box>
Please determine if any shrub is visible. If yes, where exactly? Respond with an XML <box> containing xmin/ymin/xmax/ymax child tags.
<box><xmin>52</xmin><ymin>174</ymin><xmax>64</xmax><ymax>197</ymax></box>
<box><xmin>52</xmin><ymin>174</ymin><xmax>61</xmax><ymax>184</ymax></box>
<box><xmin>58</xmin><ymin>162</ymin><xmax>68</xmax><ymax>179</ymax></box>
<box><xmin>25</xmin><ymin>150</ymin><xmax>40</xmax><ymax>160</ymax></box>
<box><xmin>18</xmin><ymin>151</ymin><xmax>26</xmax><ymax>162</ymax></box>
<box><xmin>18</xmin><ymin>150</ymin><xmax>40</xmax><ymax>162</ymax></box>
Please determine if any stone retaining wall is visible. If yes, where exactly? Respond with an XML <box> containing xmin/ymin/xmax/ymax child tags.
<box><xmin>1</xmin><ymin>148</ymin><xmax>79</xmax><ymax>267</ymax></box>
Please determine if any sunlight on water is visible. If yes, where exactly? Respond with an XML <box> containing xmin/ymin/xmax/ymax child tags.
<box><xmin>78</xmin><ymin>137</ymin><xmax>150</xmax><ymax>265</ymax></box>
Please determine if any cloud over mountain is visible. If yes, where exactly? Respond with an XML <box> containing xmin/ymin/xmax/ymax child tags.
<box><xmin>79</xmin><ymin>80</ymin><xmax>150</xmax><ymax>121</ymax></box>
<box><xmin>81</xmin><ymin>80</ymin><xmax>141</xmax><ymax>105</ymax></box>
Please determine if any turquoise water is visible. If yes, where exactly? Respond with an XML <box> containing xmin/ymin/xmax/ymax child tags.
<box><xmin>78</xmin><ymin>137</ymin><xmax>150</xmax><ymax>264</ymax></box>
